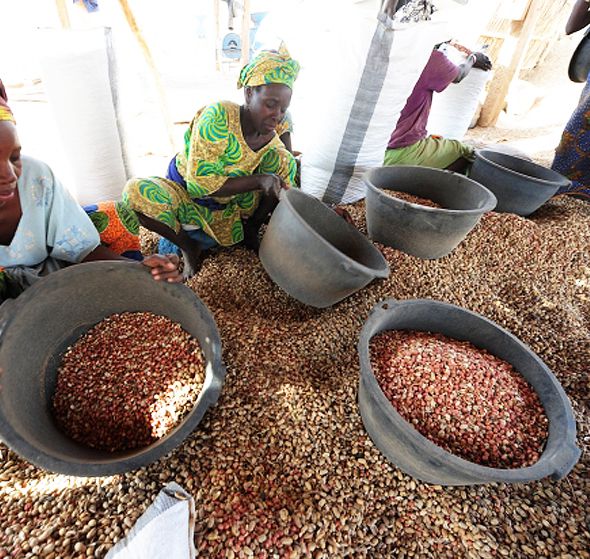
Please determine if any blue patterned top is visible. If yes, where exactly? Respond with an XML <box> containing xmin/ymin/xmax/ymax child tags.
<box><xmin>0</xmin><ymin>156</ymin><xmax>100</xmax><ymax>268</ymax></box>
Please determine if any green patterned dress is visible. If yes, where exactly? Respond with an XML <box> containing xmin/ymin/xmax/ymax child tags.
<box><xmin>123</xmin><ymin>101</ymin><xmax>297</xmax><ymax>246</ymax></box>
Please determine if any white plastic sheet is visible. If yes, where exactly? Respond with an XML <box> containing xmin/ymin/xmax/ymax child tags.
<box><xmin>105</xmin><ymin>482</ymin><xmax>196</xmax><ymax>559</ymax></box>
<box><xmin>36</xmin><ymin>27</ymin><xmax>128</xmax><ymax>205</ymax></box>
<box><xmin>256</xmin><ymin>1</ymin><xmax>451</xmax><ymax>204</ymax></box>
<box><xmin>427</xmin><ymin>67</ymin><xmax>491</xmax><ymax>140</ymax></box>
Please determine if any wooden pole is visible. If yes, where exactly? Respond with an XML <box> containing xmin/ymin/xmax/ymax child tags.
<box><xmin>117</xmin><ymin>0</ymin><xmax>175</xmax><ymax>150</ymax></box>
<box><xmin>240</xmin><ymin>0</ymin><xmax>251</xmax><ymax>66</ymax></box>
<box><xmin>55</xmin><ymin>0</ymin><xmax>71</xmax><ymax>29</ymax></box>
<box><xmin>478</xmin><ymin>0</ymin><xmax>544</xmax><ymax>127</ymax></box>
<box><xmin>214</xmin><ymin>0</ymin><xmax>221</xmax><ymax>71</ymax></box>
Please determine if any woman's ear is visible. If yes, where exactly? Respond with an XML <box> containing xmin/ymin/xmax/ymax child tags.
<box><xmin>244</xmin><ymin>86</ymin><xmax>253</xmax><ymax>104</ymax></box>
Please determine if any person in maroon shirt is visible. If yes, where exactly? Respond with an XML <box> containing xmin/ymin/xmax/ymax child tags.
<box><xmin>384</xmin><ymin>42</ymin><xmax>492</xmax><ymax>173</ymax></box>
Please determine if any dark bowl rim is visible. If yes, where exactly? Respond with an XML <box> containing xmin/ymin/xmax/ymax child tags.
<box><xmin>0</xmin><ymin>261</ymin><xmax>225</xmax><ymax>476</ymax></box>
<box><xmin>280</xmin><ymin>188</ymin><xmax>390</xmax><ymax>277</ymax></box>
<box><xmin>363</xmin><ymin>165</ymin><xmax>498</xmax><ymax>215</ymax></box>
<box><xmin>474</xmin><ymin>149</ymin><xmax>571</xmax><ymax>189</ymax></box>
<box><xmin>357</xmin><ymin>298</ymin><xmax>580</xmax><ymax>482</ymax></box>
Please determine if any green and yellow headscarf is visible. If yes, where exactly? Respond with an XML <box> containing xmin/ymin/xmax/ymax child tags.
<box><xmin>0</xmin><ymin>79</ymin><xmax>15</xmax><ymax>123</ymax></box>
<box><xmin>237</xmin><ymin>43</ymin><xmax>300</xmax><ymax>90</ymax></box>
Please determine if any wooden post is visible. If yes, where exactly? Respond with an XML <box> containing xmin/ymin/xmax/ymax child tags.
<box><xmin>55</xmin><ymin>0</ymin><xmax>71</xmax><ymax>29</ymax></box>
<box><xmin>478</xmin><ymin>0</ymin><xmax>544</xmax><ymax>127</ymax></box>
<box><xmin>240</xmin><ymin>0</ymin><xmax>251</xmax><ymax>65</ymax></box>
<box><xmin>117</xmin><ymin>0</ymin><xmax>175</xmax><ymax>150</ymax></box>
<box><xmin>214</xmin><ymin>0</ymin><xmax>221</xmax><ymax>71</ymax></box>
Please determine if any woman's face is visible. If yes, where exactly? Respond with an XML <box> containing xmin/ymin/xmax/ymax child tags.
<box><xmin>245</xmin><ymin>84</ymin><xmax>292</xmax><ymax>136</ymax></box>
<box><xmin>0</xmin><ymin>121</ymin><xmax>22</xmax><ymax>208</ymax></box>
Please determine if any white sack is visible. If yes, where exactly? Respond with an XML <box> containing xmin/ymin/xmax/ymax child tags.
<box><xmin>427</xmin><ymin>67</ymin><xmax>490</xmax><ymax>140</ymax></box>
<box><xmin>36</xmin><ymin>28</ymin><xmax>128</xmax><ymax>205</ymax></box>
<box><xmin>105</xmin><ymin>482</ymin><xmax>196</xmax><ymax>559</ymax></box>
<box><xmin>257</xmin><ymin>1</ymin><xmax>452</xmax><ymax>204</ymax></box>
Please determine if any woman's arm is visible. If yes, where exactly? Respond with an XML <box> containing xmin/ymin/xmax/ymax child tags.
<box><xmin>81</xmin><ymin>245</ymin><xmax>127</xmax><ymax>262</ymax></box>
<box><xmin>213</xmin><ymin>145</ymin><xmax>297</xmax><ymax>198</ymax></box>
<box><xmin>566</xmin><ymin>0</ymin><xmax>590</xmax><ymax>35</ymax></box>
<box><xmin>279</xmin><ymin>131</ymin><xmax>293</xmax><ymax>153</ymax></box>
<box><xmin>454</xmin><ymin>52</ymin><xmax>493</xmax><ymax>83</ymax></box>
<box><xmin>213</xmin><ymin>174</ymin><xmax>288</xmax><ymax>199</ymax></box>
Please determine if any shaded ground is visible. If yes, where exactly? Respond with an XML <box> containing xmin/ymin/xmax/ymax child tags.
<box><xmin>1</xmin><ymin>195</ymin><xmax>589</xmax><ymax>558</ymax></box>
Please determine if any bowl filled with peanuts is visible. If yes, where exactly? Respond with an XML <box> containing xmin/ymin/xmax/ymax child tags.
<box><xmin>357</xmin><ymin>298</ymin><xmax>580</xmax><ymax>486</ymax></box>
<box><xmin>0</xmin><ymin>261</ymin><xmax>225</xmax><ymax>476</ymax></box>
<box><xmin>363</xmin><ymin>166</ymin><xmax>497</xmax><ymax>259</ymax></box>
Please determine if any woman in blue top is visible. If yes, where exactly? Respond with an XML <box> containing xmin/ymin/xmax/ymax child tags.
<box><xmin>0</xmin><ymin>81</ymin><xmax>181</xmax><ymax>302</ymax></box>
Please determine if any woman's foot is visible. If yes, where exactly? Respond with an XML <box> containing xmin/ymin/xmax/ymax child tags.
<box><xmin>180</xmin><ymin>248</ymin><xmax>203</xmax><ymax>278</ymax></box>
<box><xmin>242</xmin><ymin>222</ymin><xmax>262</xmax><ymax>252</ymax></box>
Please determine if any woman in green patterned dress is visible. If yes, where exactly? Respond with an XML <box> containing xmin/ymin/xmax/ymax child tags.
<box><xmin>123</xmin><ymin>46</ymin><xmax>300</xmax><ymax>275</ymax></box>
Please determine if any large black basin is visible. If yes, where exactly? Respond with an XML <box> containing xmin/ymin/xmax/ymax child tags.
<box><xmin>364</xmin><ymin>166</ymin><xmax>497</xmax><ymax>259</ymax></box>
<box><xmin>0</xmin><ymin>261</ymin><xmax>225</xmax><ymax>477</ymax></box>
<box><xmin>470</xmin><ymin>149</ymin><xmax>571</xmax><ymax>216</ymax></box>
<box><xmin>259</xmin><ymin>188</ymin><xmax>389</xmax><ymax>308</ymax></box>
<box><xmin>358</xmin><ymin>298</ymin><xmax>580</xmax><ymax>486</ymax></box>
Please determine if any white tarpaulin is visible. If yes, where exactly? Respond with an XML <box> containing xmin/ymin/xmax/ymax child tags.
<box><xmin>105</xmin><ymin>482</ymin><xmax>196</xmax><ymax>559</ymax></box>
<box><xmin>36</xmin><ymin>27</ymin><xmax>129</xmax><ymax>205</ymax></box>
<box><xmin>256</xmin><ymin>0</ymin><xmax>452</xmax><ymax>204</ymax></box>
<box><xmin>427</xmin><ymin>43</ymin><xmax>491</xmax><ymax>140</ymax></box>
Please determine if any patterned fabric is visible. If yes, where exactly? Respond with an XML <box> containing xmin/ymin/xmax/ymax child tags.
<box><xmin>551</xmin><ymin>78</ymin><xmax>590</xmax><ymax>200</ymax></box>
<box><xmin>384</xmin><ymin>136</ymin><xmax>474</xmax><ymax>169</ymax></box>
<box><xmin>0</xmin><ymin>78</ymin><xmax>14</xmax><ymax>123</ymax></box>
<box><xmin>392</xmin><ymin>0</ymin><xmax>437</xmax><ymax>23</ymax></box>
<box><xmin>83</xmin><ymin>201</ymin><xmax>142</xmax><ymax>260</ymax></box>
<box><xmin>276</xmin><ymin>110</ymin><xmax>293</xmax><ymax>137</ymax></box>
<box><xmin>237</xmin><ymin>44</ymin><xmax>300</xmax><ymax>90</ymax></box>
<box><xmin>123</xmin><ymin>101</ymin><xmax>297</xmax><ymax>246</ymax></box>
<box><xmin>158</xmin><ymin>229</ymin><xmax>218</xmax><ymax>257</ymax></box>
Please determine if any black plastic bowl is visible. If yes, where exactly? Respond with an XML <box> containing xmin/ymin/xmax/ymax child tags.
<box><xmin>470</xmin><ymin>149</ymin><xmax>571</xmax><ymax>216</ymax></box>
<box><xmin>364</xmin><ymin>166</ymin><xmax>497</xmax><ymax>259</ymax></box>
<box><xmin>0</xmin><ymin>261</ymin><xmax>225</xmax><ymax>477</ymax></box>
<box><xmin>259</xmin><ymin>188</ymin><xmax>389</xmax><ymax>308</ymax></box>
<box><xmin>358</xmin><ymin>298</ymin><xmax>580</xmax><ymax>486</ymax></box>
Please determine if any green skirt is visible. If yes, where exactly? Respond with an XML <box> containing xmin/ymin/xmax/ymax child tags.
<box><xmin>384</xmin><ymin>136</ymin><xmax>475</xmax><ymax>169</ymax></box>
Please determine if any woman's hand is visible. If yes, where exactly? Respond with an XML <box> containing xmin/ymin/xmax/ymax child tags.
<box><xmin>472</xmin><ymin>52</ymin><xmax>492</xmax><ymax>71</ymax></box>
<box><xmin>332</xmin><ymin>205</ymin><xmax>355</xmax><ymax>226</ymax></box>
<box><xmin>259</xmin><ymin>174</ymin><xmax>289</xmax><ymax>200</ymax></box>
<box><xmin>142</xmin><ymin>254</ymin><xmax>182</xmax><ymax>283</ymax></box>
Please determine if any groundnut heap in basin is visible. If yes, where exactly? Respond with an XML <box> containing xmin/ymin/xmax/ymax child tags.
<box><xmin>370</xmin><ymin>330</ymin><xmax>548</xmax><ymax>469</ymax></box>
<box><xmin>52</xmin><ymin>312</ymin><xmax>206</xmax><ymax>452</ymax></box>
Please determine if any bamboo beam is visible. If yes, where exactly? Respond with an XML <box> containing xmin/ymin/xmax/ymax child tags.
<box><xmin>214</xmin><ymin>0</ymin><xmax>221</xmax><ymax>71</ymax></box>
<box><xmin>117</xmin><ymin>0</ymin><xmax>175</xmax><ymax>150</ymax></box>
<box><xmin>55</xmin><ymin>0</ymin><xmax>71</xmax><ymax>29</ymax></box>
<box><xmin>478</xmin><ymin>0</ymin><xmax>544</xmax><ymax>127</ymax></box>
<box><xmin>240</xmin><ymin>0</ymin><xmax>251</xmax><ymax>66</ymax></box>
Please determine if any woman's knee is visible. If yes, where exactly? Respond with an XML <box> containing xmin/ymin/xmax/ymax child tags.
<box><xmin>122</xmin><ymin>178</ymin><xmax>142</xmax><ymax>209</ymax></box>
